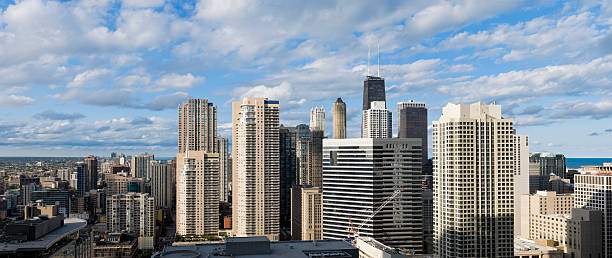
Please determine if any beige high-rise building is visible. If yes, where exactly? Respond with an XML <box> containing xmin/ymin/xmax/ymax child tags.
<box><xmin>332</xmin><ymin>98</ymin><xmax>346</xmax><ymax>139</ymax></box>
<box><xmin>310</xmin><ymin>106</ymin><xmax>325</xmax><ymax>133</ymax></box>
<box><xmin>519</xmin><ymin>191</ymin><xmax>602</xmax><ymax>257</ymax></box>
<box><xmin>176</xmin><ymin>152</ymin><xmax>219</xmax><ymax>236</ymax></box>
<box><xmin>433</xmin><ymin>102</ymin><xmax>514</xmax><ymax>257</ymax></box>
<box><xmin>150</xmin><ymin>160</ymin><xmax>174</xmax><ymax>209</ymax></box>
<box><xmin>105</xmin><ymin>173</ymin><xmax>130</xmax><ymax>195</ymax></box>
<box><xmin>518</xmin><ymin>191</ymin><xmax>574</xmax><ymax>238</ymax></box>
<box><xmin>178</xmin><ymin>98</ymin><xmax>217</xmax><ymax>153</ymax></box>
<box><xmin>232</xmin><ymin>98</ymin><xmax>280</xmax><ymax>241</ymax></box>
<box><xmin>574</xmin><ymin>173</ymin><xmax>612</xmax><ymax>257</ymax></box>
<box><xmin>291</xmin><ymin>186</ymin><xmax>322</xmax><ymax>240</ymax></box>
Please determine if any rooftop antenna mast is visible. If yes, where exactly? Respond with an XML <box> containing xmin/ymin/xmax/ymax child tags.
<box><xmin>367</xmin><ymin>44</ymin><xmax>371</xmax><ymax>77</ymax></box>
<box><xmin>377</xmin><ymin>40</ymin><xmax>380</xmax><ymax>77</ymax></box>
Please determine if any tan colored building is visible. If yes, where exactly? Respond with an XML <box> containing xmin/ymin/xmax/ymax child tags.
<box><xmin>105</xmin><ymin>173</ymin><xmax>130</xmax><ymax>195</ymax></box>
<box><xmin>432</xmin><ymin>102</ymin><xmax>514</xmax><ymax>257</ymax></box>
<box><xmin>291</xmin><ymin>186</ymin><xmax>322</xmax><ymax>240</ymax></box>
<box><xmin>332</xmin><ymin>98</ymin><xmax>346</xmax><ymax>139</ymax></box>
<box><xmin>518</xmin><ymin>191</ymin><xmax>573</xmax><ymax>238</ymax></box>
<box><xmin>514</xmin><ymin>238</ymin><xmax>563</xmax><ymax>258</ymax></box>
<box><xmin>178</xmin><ymin>98</ymin><xmax>217</xmax><ymax>153</ymax></box>
<box><xmin>232</xmin><ymin>98</ymin><xmax>280</xmax><ymax>241</ymax></box>
<box><xmin>176</xmin><ymin>151</ymin><xmax>219</xmax><ymax>236</ymax></box>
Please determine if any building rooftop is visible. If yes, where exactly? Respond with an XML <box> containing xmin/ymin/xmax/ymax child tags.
<box><xmin>0</xmin><ymin>218</ymin><xmax>87</xmax><ymax>254</ymax></box>
<box><xmin>155</xmin><ymin>238</ymin><xmax>358</xmax><ymax>258</ymax></box>
<box><xmin>514</xmin><ymin>238</ymin><xmax>562</xmax><ymax>254</ymax></box>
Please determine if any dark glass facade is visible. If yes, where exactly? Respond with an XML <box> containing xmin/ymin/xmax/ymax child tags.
<box><xmin>398</xmin><ymin>105</ymin><xmax>428</xmax><ymax>163</ymax></box>
<box><xmin>362</xmin><ymin>76</ymin><xmax>386</xmax><ymax>110</ymax></box>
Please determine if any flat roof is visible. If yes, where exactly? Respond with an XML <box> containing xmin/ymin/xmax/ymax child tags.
<box><xmin>0</xmin><ymin>218</ymin><xmax>87</xmax><ymax>254</ymax></box>
<box><xmin>157</xmin><ymin>239</ymin><xmax>357</xmax><ymax>258</ymax></box>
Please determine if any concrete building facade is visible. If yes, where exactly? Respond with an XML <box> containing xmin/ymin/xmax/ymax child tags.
<box><xmin>362</xmin><ymin>101</ymin><xmax>392</xmax><ymax>139</ymax></box>
<box><xmin>150</xmin><ymin>160</ymin><xmax>174</xmax><ymax>209</ymax></box>
<box><xmin>106</xmin><ymin>192</ymin><xmax>155</xmax><ymax>249</ymax></box>
<box><xmin>175</xmin><ymin>152</ymin><xmax>219</xmax><ymax>236</ymax></box>
<box><xmin>574</xmin><ymin>173</ymin><xmax>612</xmax><ymax>257</ymax></box>
<box><xmin>232</xmin><ymin>98</ymin><xmax>280</xmax><ymax>241</ymax></box>
<box><xmin>432</xmin><ymin>102</ymin><xmax>514</xmax><ymax>257</ymax></box>
<box><xmin>178</xmin><ymin>98</ymin><xmax>217</xmax><ymax>153</ymax></box>
<box><xmin>215</xmin><ymin>136</ymin><xmax>231</xmax><ymax>203</ymax></box>
<box><xmin>310</xmin><ymin>106</ymin><xmax>325</xmax><ymax>133</ymax></box>
<box><xmin>131</xmin><ymin>153</ymin><xmax>154</xmax><ymax>179</ymax></box>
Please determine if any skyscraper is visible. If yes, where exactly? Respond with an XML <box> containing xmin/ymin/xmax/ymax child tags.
<box><xmin>332</xmin><ymin>98</ymin><xmax>346</xmax><ymax>139</ymax></box>
<box><xmin>178</xmin><ymin>98</ymin><xmax>217</xmax><ymax>153</ymax></box>
<box><xmin>574</xmin><ymin>173</ymin><xmax>612</xmax><ymax>257</ymax></box>
<box><xmin>131</xmin><ymin>153</ymin><xmax>154</xmax><ymax>179</ymax></box>
<box><xmin>432</xmin><ymin>102</ymin><xmax>514</xmax><ymax>257</ymax></box>
<box><xmin>76</xmin><ymin>162</ymin><xmax>88</xmax><ymax>197</ymax></box>
<box><xmin>362</xmin><ymin>101</ymin><xmax>392</xmax><ymax>138</ymax></box>
<box><xmin>291</xmin><ymin>186</ymin><xmax>322</xmax><ymax>241</ymax></box>
<box><xmin>529</xmin><ymin>152</ymin><xmax>567</xmax><ymax>178</ymax></box>
<box><xmin>322</xmin><ymin>138</ymin><xmax>423</xmax><ymax>252</ymax></box>
<box><xmin>397</xmin><ymin>100</ymin><xmax>428</xmax><ymax>163</ymax></box>
<box><xmin>85</xmin><ymin>155</ymin><xmax>98</xmax><ymax>190</ymax></box>
<box><xmin>310</xmin><ymin>106</ymin><xmax>325</xmax><ymax>133</ymax></box>
<box><xmin>150</xmin><ymin>160</ymin><xmax>174</xmax><ymax>209</ymax></box>
<box><xmin>176</xmin><ymin>152</ymin><xmax>219</xmax><ymax>236</ymax></box>
<box><xmin>279</xmin><ymin>126</ymin><xmax>297</xmax><ymax>229</ymax></box>
<box><xmin>362</xmin><ymin>76</ymin><xmax>385</xmax><ymax>111</ymax></box>
<box><xmin>215</xmin><ymin>136</ymin><xmax>230</xmax><ymax>203</ymax></box>
<box><xmin>232</xmin><ymin>98</ymin><xmax>280</xmax><ymax>241</ymax></box>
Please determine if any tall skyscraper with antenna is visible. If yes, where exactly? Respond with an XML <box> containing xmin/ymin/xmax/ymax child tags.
<box><xmin>362</xmin><ymin>43</ymin><xmax>385</xmax><ymax>111</ymax></box>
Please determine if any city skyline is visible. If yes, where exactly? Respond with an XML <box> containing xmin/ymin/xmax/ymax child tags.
<box><xmin>0</xmin><ymin>1</ymin><xmax>611</xmax><ymax>158</ymax></box>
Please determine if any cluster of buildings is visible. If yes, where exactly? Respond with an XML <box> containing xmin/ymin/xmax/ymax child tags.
<box><xmin>1</xmin><ymin>67</ymin><xmax>612</xmax><ymax>258</ymax></box>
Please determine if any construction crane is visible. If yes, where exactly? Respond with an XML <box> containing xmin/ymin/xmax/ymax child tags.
<box><xmin>346</xmin><ymin>188</ymin><xmax>403</xmax><ymax>241</ymax></box>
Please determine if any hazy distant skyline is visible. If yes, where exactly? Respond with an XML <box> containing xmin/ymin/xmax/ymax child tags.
<box><xmin>0</xmin><ymin>0</ymin><xmax>611</xmax><ymax>157</ymax></box>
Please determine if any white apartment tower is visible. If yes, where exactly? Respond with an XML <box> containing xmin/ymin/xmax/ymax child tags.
<box><xmin>232</xmin><ymin>98</ymin><xmax>280</xmax><ymax>241</ymax></box>
<box><xmin>574</xmin><ymin>173</ymin><xmax>612</xmax><ymax>257</ymax></box>
<box><xmin>432</xmin><ymin>102</ymin><xmax>514</xmax><ymax>257</ymax></box>
<box><xmin>176</xmin><ymin>152</ymin><xmax>219</xmax><ymax>236</ymax></box>
<box><xmin>362</xmin><ymin>101</ymin><xmax>392</xmax><ymax>138</ymax></box>
<box><xmin>215</xmin><ymin>136</ymin><xmax>230</xmax><ymax>202</ymax></box>
<box><xmin>310</xmin><ymin>106</ymin><xmax>325</xmax><ymax>133</ymax></box>
<box><xmin>322</xmin><ymin>138</ymin><xmax>423</xmax><ymax>252</ymax></box>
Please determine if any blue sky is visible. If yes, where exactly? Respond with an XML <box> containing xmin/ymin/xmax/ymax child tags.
<box><xmin>0</xmin><ymin>0</ymin><xmax>611</xmax><ymax>157</ymax></box>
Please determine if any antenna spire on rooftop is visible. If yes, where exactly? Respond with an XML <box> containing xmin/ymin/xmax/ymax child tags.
<box><xmin>377</xmin><ymin>40</ymin><xmax>380</xmax><ymax>77</ymax></box>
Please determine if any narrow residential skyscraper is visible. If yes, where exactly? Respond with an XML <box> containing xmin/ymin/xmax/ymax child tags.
<box><xmin>178</xmin><ymin>98</ymin><xmax>217</xmax><ymax>153</ymax></box>
<box><xmin>433</xmin><ymin>102</ymin><xmax>514</xmax><ymax>257</ymax></box>
<box><xmin>106</xmin><ymin>192</ymin><xmax>155</xmax><ymax>249</ymax></box>
<box><xmin>397</xmin><ymin>101</ymin><xmax>428</xmax><ymax>163</ymax></box>
<box><xmin>332</xmin><ymin>98</ymin><xmax>346</xmax><ymax>139</ymax></box>
<box><xmin>176</xmin><ymin>152</ymin><xmax>219</xmax><ymax>236</ymax></box>
<box><xmin>215</xmin><ymin>136</ymin><xmax>230</xmax><ymax>203</ymax></box>
<box><xmin>310</xmin><ymin>106</ymin><xmax>325</xmax><ymax>133</ymax></box>
<box><xmin>362</xmin><ymin>101</ymin><xmax>392</xmax><ymax>138</ymax></box>
<box><xmin>232</xmin><ymin>98</ymin><xmax>280</xmax><ymax>241</ymax></box>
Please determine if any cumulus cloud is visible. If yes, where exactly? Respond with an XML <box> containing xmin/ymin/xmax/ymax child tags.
<box><xmin>153</xmin><ymin>73</ymin><xmax>204</xmax><ymax>91</ymax></box>
<box><xmin>0</xmin><ymin>94</ymin><xmax>35</xmax><ymax>106</ymax></box>
<box><xmin>67</xmin><ymin>69</ymin><xmax>111</xmax><ymax>88</ymax></box>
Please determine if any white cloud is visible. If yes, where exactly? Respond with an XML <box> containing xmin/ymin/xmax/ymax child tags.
<box><xmin>121</xmin><ymin>0</ymin><xmax>166</xmax><ymax>8</ymax></box>
<box><xmin>0</xmin><ymin>94</ymin><xmax>35</xmax><ymax>106</ymax></box>
<box><xmin>67</xmin><ymin>69</ymin><xmax>111</xmax><ymax>88</ymax></box>
<box><xmin>153</xmin><ymin>73</ymin><xmax>204</xmax><ymax>92</ymax></box>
